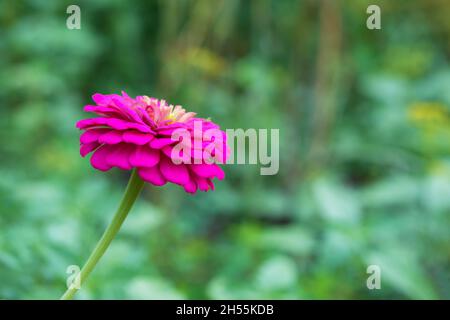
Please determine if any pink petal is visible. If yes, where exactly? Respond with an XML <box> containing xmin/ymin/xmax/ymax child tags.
<box><xmin>140</xmin><ymin>109</ymin><xmax>157</xmax><ymax>128</ymax></box>
<box><xmin>80</xmin><ymin>141</ymin><xmax>100</xmax><ymax>157</ymax></box>
<box><xmin>84</xmin><ymin>105</ymin><xmax>119</xmax><ymax>115</ymax></box>
<box><xmin>123</xmin><ymin>131</ymin><xmax>154</xmax><ymax>145</ymax></box>
<box><xmin>155</xmin><ymin>125</ymin><xmax>185</xmax><ymax>136</ymax></box>
<box><xmin>207</xmin><ymin>179</ymin><xmax>215</xmax><ymax>191</ymax></box>
<box><xmin>76</xmin><ymin>117</ymin><xmax>108</xmax><ymax>129</ymax></box>
<box><xmin>138</xmin><ymin>166</ymin><xmax>167</xmax><ymax>186</ymax></box>
<box><xmin>157</xmin><ymin>122</ymin><xmax>185</xmax><ymax>130</ymax></box>
<box><xmin>104</xmin><ymin>118</ymin><xmax>131</xmax><ymax>130</ymax></box>
<box><xmin>98</xmin><ymin>130</ymin><xmax>123</xmax><ymax>144</ymax></box>
<box><xmin>150</xmin><ymin>138</ymin><xmax>177</xmax><ymax>149</ymax></box>
<box><xmin>195</xmin><ymin>176</ymin><xmax>210</xmax><ymax>192</ymax></box>
<box><xmin>106</xmin><ymin>144</ymin><xmax>134</xmax><ymax>170</ymax></box>
<box><xmin>77</xmin><ymin>117</ymin><xmax>153</xmax><ymax>133</ymax></box>
<box><xmin>159</xmin><ymin>156</ymin><xmax>190</xmax><ymax>185</ymax></box>
<box><xmin>161</xmin><ymin>146</ymin><xmax>173</xmax><ymax>158</ymax></box>
<box><xmin>129</xmin><ymin>145</ymin><xmax>160</xmax><ymax>167</ymax></box>
<box><xmin>190</xmin><ymin>163</ymin><xmax>225</xmax><ymax>180</ymax></box>
<box><xmin>90</xmin><ymin>145</ymin><xmax>113</xmax><ymax>171</ymax></box>
<box><xmin>162</xmin><ymin>146</ymin><xmax>192</xmax><ymax>164</ymax></box>
<box><xmin>84</xmin><ymin>106</ymin><xmax>128</xmax><ymax>120</ymax></box>
<box><xmin>183</xmin><ymin>178</ymin><xmax>198</xmax><ymax>194</ymax></box>
<box><xmin>80</xmin><ymin>128</ymin><xmax>109</xmax><ymax>144</ymax></box>
<box><xmin>112</xmin><ymin>98</ymin><xmax>145</xmax><ymax>124</ymax></box>
<box><xmin>92</xmin><ymin>93</ymin><xmax>109</xmax><ymax>105</ymax></box>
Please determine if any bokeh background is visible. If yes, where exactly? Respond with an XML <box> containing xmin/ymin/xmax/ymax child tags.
<box><xmin>1</xmin><ymin>0</ymin><xmax>449</xmax><ymax>299</ymax></box>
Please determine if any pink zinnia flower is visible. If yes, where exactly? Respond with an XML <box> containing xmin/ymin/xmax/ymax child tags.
<box><xmin>76</xmin><ymin>92</ymin><xmax>227</xmax><ymax>193</ymax></box>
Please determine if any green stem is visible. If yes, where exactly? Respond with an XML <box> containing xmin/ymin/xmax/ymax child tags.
<box><xmin>61</xmin><ymin>169</ymin><xmax>145</xmax><ymax>300</ymax></box>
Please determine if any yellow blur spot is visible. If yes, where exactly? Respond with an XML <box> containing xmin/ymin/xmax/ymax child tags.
<box><xmin>408</xmin><ymin>102</ymin><xmax>449</xmax><ymax>126</ymax></box>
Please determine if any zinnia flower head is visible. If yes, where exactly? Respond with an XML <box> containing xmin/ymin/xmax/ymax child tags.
<box><xmin>76</xmin><ymin>91</ymin><xmax>227</xmax><ymax>193</ymax></box>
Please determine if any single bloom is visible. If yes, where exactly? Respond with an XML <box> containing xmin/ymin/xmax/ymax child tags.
<box><xmin>76</xmin><ymin>92</ymin><xmax>228</xmax><ymax>193</ymax></box>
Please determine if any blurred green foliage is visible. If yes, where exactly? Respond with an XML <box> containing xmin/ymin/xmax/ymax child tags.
<box><xmin>0</xmin><ymin>0</ymin><xmax>449</xmax><ymax>299</ymax></box>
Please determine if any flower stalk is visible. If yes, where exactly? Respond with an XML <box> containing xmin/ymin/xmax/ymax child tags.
<box><xmin>61</xmin><ymin>169</ymin><xmax>144</xmax><ymax>300</ymax></box>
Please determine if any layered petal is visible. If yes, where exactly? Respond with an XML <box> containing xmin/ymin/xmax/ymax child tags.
<box><xmin>80</xmin><ymin>128</ymin><xmax>109</xmax><ymax>144</ymax></box>
<box><xmin>138</xmin><ymin>166</ymin><xmax>167</xmax><ymax>186</ymax></box>
<box><xmin>150</xmin><ymin>137</ymin><xmax>177</xmax><ymax>149</ymax></box>
<box><xmin>129</xmin><ymin>145</ymin><xmax>160</xmax><ymax>167</ymax></box>
<box><xmin>190</xmin><ymin>163</ymin><xmax>225</xmax><ymax>180</ymax></box>
<box><xmin>78</xmin><ymin>91</ymin><xmax>227</xmax><ymax>194</ymax></box>
<box><xmin>123</xmin><ymin>130</ymin><xmax>154</xmax><ymax>145</ymax></box>
<box><xmin>80</xmin><ymin>141</ymin><xmax>100</xmax><ymax>157</ymax></box>
<box><xmin>98</xmin><ymin>130</ymin><xmax>123</xmax><ymax>144</ymax></box>
<box><xmin>90</xmin><ymin>145</ymin><xmax>113</xmax><ymax>171</ymax></box>
<box><xmin>159</xmin><ymin>156</ymin><xmax>190</xmax><ymax>185</ymax></box>
<box><xmin>106</xmin><ymin>143</ymin><xmax>134</xmax><ymax>170</ymax></box>
<box><xmin>183</xmin><ymin>178</ymin><xmax>198</xmax><ymax>194</ymax></box>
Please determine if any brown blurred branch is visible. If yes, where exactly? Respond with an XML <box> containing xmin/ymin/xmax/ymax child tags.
<box><xmin>307</xmin><ymin>0</ymin><xmax>343</xmax><ymax>170</ymax></box>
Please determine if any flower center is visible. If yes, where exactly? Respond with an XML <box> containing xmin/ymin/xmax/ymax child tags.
<box><xmin>139</xmin><ymin>95</ymin><xmax>196</xmax><ymax>125</ymax></box>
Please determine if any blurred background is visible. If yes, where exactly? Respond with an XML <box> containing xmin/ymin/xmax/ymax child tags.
<box><xmin>0</xmin><ymin>0</ymin><xmax>449</xmax><ymax>299</ymax></box>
